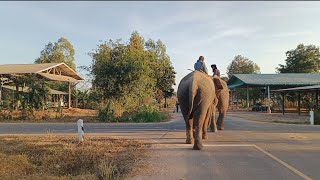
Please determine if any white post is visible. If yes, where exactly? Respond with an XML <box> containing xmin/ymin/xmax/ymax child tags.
<box><xmin>267</xmin><ymin>85</ymin><xmax>271</xmax><ymax>114</ymax></box>
<box><xmin>310</xmin><ymin>111</ymin><xmax>314</xmax><ymax>125</ymax></box>
<box><xmin>77</xmin><ymin>119</ymin><xmax>84</xmax><ymax>142</ymax></box>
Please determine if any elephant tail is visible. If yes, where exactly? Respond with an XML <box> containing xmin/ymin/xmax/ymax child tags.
<box><xmin>187</xmin><ymin>77</ymin><xmax>196</xmax><ymax>119</ymax></box>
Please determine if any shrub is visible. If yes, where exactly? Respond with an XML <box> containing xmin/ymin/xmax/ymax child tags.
<box><xmin>314</xmin><ymin>109</ymin><xmax>320</xmax><ymax>125</ymax></box>
<box><xmin>121</xmin><ymin>105</ymin><xmax>166</xmax><ymax>123</ymax></box>
<box><xmin>98</xmin><ymin>102</ymin><xmax>114</xmax><ymax>122</ymax></box>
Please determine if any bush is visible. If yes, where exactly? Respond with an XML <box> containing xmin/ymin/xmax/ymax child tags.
<box><xmin>98</xmin><ymin>102</ymin><xmax>114</xmax><ymax>122</ymax></box>
<box><xmin>314</xmin><ymin>109</ymin><xmax>320</xmax><ymax>125</ymax></box>
<box><xmin>120</xmin><ymin>105</ymin><xmax>166</xmax><ymax>123</ymax></box>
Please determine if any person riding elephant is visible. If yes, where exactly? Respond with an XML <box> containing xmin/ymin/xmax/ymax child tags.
<box><xmin>177</xmin><ymin>71</ymin><xmax>224</xmax><ymax>150</ymax></box>
<box><xmin>210</xmin><ymin>76</ymin><xmax>229</xmax><ymax>131</ymax></box>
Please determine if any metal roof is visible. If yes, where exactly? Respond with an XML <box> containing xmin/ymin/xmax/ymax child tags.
<box><xmin>0</xmin><ymin>63</ymin><xmax>82</xmax><ymax>82</ymax></box>
<box><xmin>227</xmin><ymin>73</ymin><xmax>320</xmax><ymax>89</ymax></box>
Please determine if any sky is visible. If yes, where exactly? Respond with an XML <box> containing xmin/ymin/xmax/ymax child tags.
<box><xmin>1</xmin><ymin>1</ymin><xmax>320</xmax><ymax>90</ymax></box>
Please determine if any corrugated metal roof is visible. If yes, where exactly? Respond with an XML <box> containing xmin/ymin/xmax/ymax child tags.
<box><xmin>228</xmin><ymin>73</ymin><xmax>320</xmax><ymax>88</ymax></box>
<box><xmin>0</xmin><ymin>63</ymin><xmax>82</xmax><ymax>81</ymax></box>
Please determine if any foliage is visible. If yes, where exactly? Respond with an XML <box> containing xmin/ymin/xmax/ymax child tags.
<box><xmin>145</xmin><ymin>39</ymin><xmax>176</xmax><ymax>104</ymax></box>
<box><xmin>35</xmin><ymin>37</ymin><xmax>76</xmax><ymax>70</ymax></box>
<box><xmin>226</xmin><ymin>55</ymin><xmax>261</xmax><ymax>79</ymax></box>
<box><xmin>35</xmin><ymin>37</ymin><xmax>76</xmax><ymax>92</ymax></box>
<box><xmin>227</xmin><ymin>55</ymin><xmax>261</xmax><ymax>105</ymax></box>
<box><xmin>89</xmin><ymin>31</ymin><xmax>176</xmax><ymax>117</ymax></box>
<box><xmin>11</xmin><ymin>74</ymin><xmax>49</xmax><ymax>119</ymax></box>
<box><xmin>314</xmin><ymin>109</ymin><xmax>320</xmax><ymax>125</ymax></box>
<box><xmin>98</xmin><ymin>101</ymin><xmax>114</xmax><ymax>122</ymax></box>
<box><xmin>276</xmin><ymin>44</ymin><xmax>320</xmax><ymax>73</ymax></box>
<box><xmin>120</xmin><ymin>105</ymin><xmax>166</xmax><ymax>123</ymax></box>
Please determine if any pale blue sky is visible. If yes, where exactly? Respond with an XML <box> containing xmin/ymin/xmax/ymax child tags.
<box><xmin>1</xmin><ymin>1</ymin><xmax>320</xmax><ymax>90</ymax></box>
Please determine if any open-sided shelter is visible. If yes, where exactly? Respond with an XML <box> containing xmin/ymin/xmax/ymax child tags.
<box><xmin>0</xmin><ymin>63</ymin><xmax>83</xmax><ymax>108</ymax></box>
<box><xmin>227</xmin><ymin>73</ymin><xmax>320</xmax><ymax>113</ymax></box>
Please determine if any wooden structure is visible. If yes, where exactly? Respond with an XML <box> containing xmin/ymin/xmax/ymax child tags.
<box><xmin>0</xmin><ymin>63</ymin><xmax>83</xmax><ymax>109</ymax></box>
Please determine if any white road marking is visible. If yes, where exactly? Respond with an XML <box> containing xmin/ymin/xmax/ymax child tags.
<box><xmin>253</xmin><ymin>145</ymin><xmax>312</xmax><ymax>180</ymax></box>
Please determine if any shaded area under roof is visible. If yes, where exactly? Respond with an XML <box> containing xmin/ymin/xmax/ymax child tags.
<box><xmin>273</xmin><ymin>85</ymin><xmax>320</xmax><ymax>92</ymax></box>
<box><xmin>227</xmin><ymin>73</ymin><xmax>320</xmax><ymax>89</ymax></box>
<box><xmin>2</xmin><ymin>85</ymin><xmax>68</xmax><ymax>95</ymax></box>
<box><xmin>0</xmin><ymin>63</ymin><xmax>82</xmax><ymax>82</ymax></box>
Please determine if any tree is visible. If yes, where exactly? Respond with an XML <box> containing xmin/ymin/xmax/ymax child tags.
<box><xmin>145</xmin><ymin>39</ymin><xmax>176</xmax><ymax>106</ymax></box>
<box><xmin>276</xmin><ymin>44</ymin><xmax>320</xmax><ymax>73</ymax></box>
<box><xmin>35</xmin><ymin>37</ymin><xmax>76</xmax><ymax>92</ymax></box>
<box><xmin>88</xmin><ymin>31</ymin><xmax>176</xmax><ymax>116</ymax></box>
<box><xmin>35</xmin><ymin>37</ymin><xmax>76</xmax><ymax>71</ymax></box>
<box><xmin>226</xmin><ymin>55</ymin><xmax>260</xmax><ymax>78</ymax></box>
<box><xmin>227</xmin><ymin>55</ymin><xmax>261</xmax><ymax>107</ymax></box>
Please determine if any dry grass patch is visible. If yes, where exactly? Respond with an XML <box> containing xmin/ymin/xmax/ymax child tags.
<box><xmin>0</xmin><ymin>135</ymin><xmax>149</xmax><ymax>180</ymax></box>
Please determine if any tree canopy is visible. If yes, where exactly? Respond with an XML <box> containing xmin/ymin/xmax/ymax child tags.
<box><xmin>35</xmin><ymin>37</ymin><xmax>76</xmax><ymax>71</ymax></box>
<box><xmin>276</xmin><ymin>44</ymin><xmax>320</xmax><ymax>73</ymax></box>
<box><xmin>89</xmin><ymin>31</ymin><xmax>176</xmax><ymax>115</ymax></box>
<box><xmin>226</xmin><ymin>55</ymin><xmax>261</xmax><ymax>78</ymax></box>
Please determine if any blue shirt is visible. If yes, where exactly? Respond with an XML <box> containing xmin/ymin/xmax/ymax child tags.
<box><xmin>194</xmin><ymin>60</ymin><xmax>208</xmax><ymax>74</ymax></box>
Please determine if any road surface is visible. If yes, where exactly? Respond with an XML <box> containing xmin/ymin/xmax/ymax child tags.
<box><xmin>1</xmin><ymin>112</ymin><xmax>320</xmax><ymax>180</ymax></box>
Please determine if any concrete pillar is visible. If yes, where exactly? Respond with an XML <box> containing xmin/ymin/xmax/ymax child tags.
<box><xmin>246</xmin><ymin>86</ymin><xmax>249</xmax><ymax>110</ymax></box>
<box><xmin>68</xmin><ymin>81</ymin><xmax>71</xmax><ymax>109</ymax></box>
<box><xmin>267</xmin><ymin>86</ymin><xmax>271</xmax><ymax>114</ymax></box>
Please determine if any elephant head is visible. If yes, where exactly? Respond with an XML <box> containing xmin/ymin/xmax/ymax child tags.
<box><xmin>177</xmin><ymin>71</ymin><xmax>224</xmax><ymax>150</ymax></box>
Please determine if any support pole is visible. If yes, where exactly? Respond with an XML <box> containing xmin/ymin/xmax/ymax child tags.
<box><xmin>282</xmin><ymin>92</ymin><xmax>285</xmax><ymax>115</ymax></box>
<box><xmin>247</xmin><ymin>86</ymin><xmax>249</xmax><ymax>111</ymax></box>
<box><xmin>68</xmin><ymin>81</ymin><xmax>71</xmax><ymax>109</ymax></box>
<box><xmin>77</xmin><ymin>119</ymin><xmax>84</xmax><ymax>142</ymax></box>
<box><xmin>316</xmin><ymin>90</ymin><xmax>319</xmax><ymax>111</ymax></box>
<box><xmin>298</xmin><ymin>92</ymin><xmax>301</xmax><ymax>116</ymax></box>
<box><xmin>267</xmin><ymin>86</ymin><xmax>271</xmax><ymax>114</ymax></box>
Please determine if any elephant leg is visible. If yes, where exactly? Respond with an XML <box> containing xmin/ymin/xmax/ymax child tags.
<box><xmin>193</xmin><ymin>109</ymin><xmax>205</xmax><ymax>150</ymax></box>
<box><xmin>202</xmin><ymin>108</ymin><xmax>211</xmax><ymax>139</ymax></box>
<box><xmin>210</xmin><ymin>105</ymin><xmax>218</xmax><ymax>132</ymax></box>
<box><xmin>217</xmin><ymin>111</ymin><xmax>226</xmax><ymax>130</ymax></box>
<box><xmin>185</xmin><ymin>118</ymin><xmax>194</xmax><ymax>144</ymax></box>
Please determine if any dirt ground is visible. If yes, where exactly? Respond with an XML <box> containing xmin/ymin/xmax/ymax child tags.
<box><xmin>0</xmin><ymin>135</ymin><xmax>149</xmax><ymax>180</ymax></box>
<box><xmin>228</xmin><ymin>110</ymin><xmax>310</xmax><ymax>124</ymax></box>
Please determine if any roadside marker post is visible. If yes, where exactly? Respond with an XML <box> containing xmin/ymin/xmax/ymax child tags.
<box><xmin>77</xmin><ymin>119</ymin><xmax>84</xmax><ymax>142</ymax></box>
<box><xmin>309</xmin><ymin>111</ymin><xmax>314</xmax><ymax>125</ymax></box>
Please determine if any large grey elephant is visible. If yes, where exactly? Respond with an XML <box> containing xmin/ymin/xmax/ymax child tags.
<box><xmin>210</xmin><ymin>76</ymin><xmax>229</xmax><ymax>131</ymax></box>
<box><xmin>177</xmin><ymin>71</ymin><xmax>224</xmax><ymax>150</ymax></box>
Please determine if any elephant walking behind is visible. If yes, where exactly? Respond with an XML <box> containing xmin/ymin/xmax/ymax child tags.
<box><xmin>177</xmin><ymin>71</ymin><xmax>223</xmax><ymax>150</ymax></box>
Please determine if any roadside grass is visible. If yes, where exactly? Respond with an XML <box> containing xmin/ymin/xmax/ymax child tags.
<box><xmin>0</xmin><ymin>107</ymin><xmax>173</xmax><ymax>123</ymax></box>
<box><xmin>0</xmin><ymin>135</ymin><xmax>148</xmax><ymax>180</ymax></box>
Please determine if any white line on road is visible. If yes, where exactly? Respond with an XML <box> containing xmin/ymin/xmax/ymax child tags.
<box><xmin>253</xmin><ymin>145</ymin><xmax>312</xmax><ymax>180</ymax></box>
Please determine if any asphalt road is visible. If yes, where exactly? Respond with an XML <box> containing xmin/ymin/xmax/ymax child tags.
<box><xmin>1</xmin><ymin>112</ymin><xmax>320</xmax><ymax>180</ymax></box>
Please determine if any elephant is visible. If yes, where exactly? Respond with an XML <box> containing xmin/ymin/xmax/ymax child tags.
<box><xmin>210</xmin><ymin>76</ymin><xmax>230</xmax><ymax>131</ymax></box>
<box><xmin>177</xmin><ymin>71</ymin><xmax>224</xmax><ymax>150</ymax></box>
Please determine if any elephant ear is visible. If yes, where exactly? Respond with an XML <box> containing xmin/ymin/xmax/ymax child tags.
<box><xmin>213</xmin><ymin>76</ymin><xmax>224</xmax><ymax>91</ymax></box>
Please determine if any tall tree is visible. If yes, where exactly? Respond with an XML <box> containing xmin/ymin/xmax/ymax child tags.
<box><xmin>89</xmin><ymin>31</ymin><xmax>176</xmax><ymax>115</ymax></box>
<box><xmin>276</xmin><ymin>44</ymin><xmax>320</xmax><ymax>73</ymax></box>
<box><xmin>227</xmin><ymin>55</ymin><xmax>261</xmax><ymax>106</ymax></box>
<box><xmin>35</xmin><ymin>37</ymin><xmax>76</xmax><ymax>71</ymax></box>
<box><xmin>226</xmin><ymin>55</ymin><xmax>260</xmax><ymax>78</ymax></box>
<box><xmin>145</xmin><ymin>39</ymin><xmax>176</xmax><ymax>106</ymax></box>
